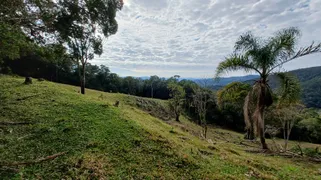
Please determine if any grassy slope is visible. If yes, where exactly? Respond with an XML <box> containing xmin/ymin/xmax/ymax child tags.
<box><xmin>0</xmin><ymin>76</ymin><xmax>320</xmax><ymax>180</ymax></box>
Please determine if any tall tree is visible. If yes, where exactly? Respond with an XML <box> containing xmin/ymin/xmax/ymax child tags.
<box><xmin>54</xmin><ymin>0</ymin><xmax>123</xmax><ymax>94</ymax></box>
<box><xmin>148</xmin><ymin>75</ymin><xmax>160</xmax><ymax>98</ymax></box>
<box><xmin>192</xmin><ymin>87</ymin><xmax>211</xmax><ymax>138</ymax></box>
<box><xmin>168</xmin><ymin>82</ymin><xmax>186</xmax><ymax>122</ymax></box>
<box><xmin>215</xmin><ymin>27</ymin><xmax>321</xmax><ymax>149</ymax></box>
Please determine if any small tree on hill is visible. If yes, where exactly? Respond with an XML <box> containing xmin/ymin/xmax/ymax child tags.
<box><xmin>168</xmin><ymin>82</ymin><xmax>186</xmax><ymax>122</ymax></box>
<box><xmin>193</xmin><ymin>87</ymin><xmax>211</xmax><ymax>138</ymax></box>
<box><xmin>275</xmin><ymin>72</ymin><xmax>303</xmax><ymax>151</ymax></box>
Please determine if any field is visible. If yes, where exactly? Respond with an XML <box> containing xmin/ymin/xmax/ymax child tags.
<box><xmin>0</xmin><ymin>75</ymin><xmax>320</xmax><ymax>179</ymax></box>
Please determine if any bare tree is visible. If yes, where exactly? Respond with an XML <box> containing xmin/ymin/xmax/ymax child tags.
<box><xmin>193</xmin><ymin>78</ymin><xmax>213</xmax><ymax>138</ymax></box>
<box><xmin>192</xmin><ymin>86</ymin><xmax>209</xmax><ymax>138</ymax></box>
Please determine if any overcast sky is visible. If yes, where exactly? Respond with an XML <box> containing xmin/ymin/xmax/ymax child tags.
<box><xmin>92</xmin><ymin>0</ymin><xmax>321</xmax><ymax>78</ymax></box>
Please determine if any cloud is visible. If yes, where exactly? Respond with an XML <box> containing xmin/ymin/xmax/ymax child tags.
<box><xmin>92</xmin><ymin>0</ymin><xmax>321</xmax><ymax>77</ymax></box>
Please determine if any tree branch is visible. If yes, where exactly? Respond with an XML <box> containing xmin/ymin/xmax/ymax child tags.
<box><xmin>1</xmin><ymin>152</ymin><xmax>67</xmax><ymax>166</ymax></box>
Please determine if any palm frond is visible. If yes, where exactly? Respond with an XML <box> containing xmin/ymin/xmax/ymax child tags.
<box><xmin>276</xmin><ymin>72</ymin><xmax>301</xmax><ymax>106</ymax></box>
<box><xmin>268</xmin><ymin>42</ymin><xmax>321</xmax><ymax>73</ymax></box>
<box><xmin>266</xmin><ymin>27</ymin><xmax>301</xmax><ymax>68</ymax></box>
<box><xmin>215</xmin><ymin>54</ymin><xmax>261</xmax><ymax>78</ymax></box>
<box><xmin>235</xmin><ymin>32</ymin><xmax>260</xmax><ymax>52</ymax></box>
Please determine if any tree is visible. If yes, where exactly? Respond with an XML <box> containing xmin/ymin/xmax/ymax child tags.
<box><xmin>217</xmin><ymin>82</ymin><xmax>253</xmax><ymax>137</ymax></box>
<box><xmin>215</xmin><ymin>27</ymin><xmax>321</xmax><ymax>149</ymax></box>
<box><xmin>168</xmin><ymin>82</ymin><xmax>186</xmax><ymax>122</ymax></box>
<box><xmin>0</xmin><ymin>0</ymin><xmax>56</xmax><ymax>63</ymax></box>
<box><xmin>148</xmin><ymin>75</ymin><xmax>160</xmax><ymax>98</ymax></box>
<box><xmin>275</xmin><ymin>72</ymin><xmax>303</xmax><ymax>151</ymax></box>
<box><xmin>192</xmin><ymin>87</ymin><xmax>211</xmax><ymax>138</ymax></box>
<box><xmin>54</xmin><ymin>0</ymin><xmax>123</xmax><ymax>94</ymax></box>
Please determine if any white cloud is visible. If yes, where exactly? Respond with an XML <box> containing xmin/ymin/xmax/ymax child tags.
<box><xmin>92</xmin><ymin>0</ymin><xmax>321</xmax><ymax>77</ymax></box>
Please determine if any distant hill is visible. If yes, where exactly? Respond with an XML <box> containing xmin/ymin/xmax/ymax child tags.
<box><xmin>283</xmin><ymin>66</ymin><xmax>321</xmax><ymax>108</ymax></box>
<box><xmin>189</xmin><ymin>75</ymin><xmax>259</xmax><ymax>89</ymax></box>
<box><xmin>234</xmin><ymin>66</ymin><xmax>321</xmax><ymax>108</ymax></box>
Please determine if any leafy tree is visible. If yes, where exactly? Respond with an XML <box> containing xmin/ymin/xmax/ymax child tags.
<box><xmin>54</xmin><ymin>0</ymin><xmax>123</xmax><ymax>94</ymax></box>
<box><xmin>215</xmin><ymin>27</ymin><xmax>321</xmax><ymax>149</ymax></box>
<box><xmin>0</xmin><ymin>0</ymin><xmax>56</xmax><ymax>64</ymax></box>
<box><xmin>122</xmin><ymin>76</ymin><xmax>140</xmax><ymax>95</ymax></box>
<box><xmin>179</xmin><ymin>80</ymin><xmax>198</xmax><ymax>113</ymax></box>
<box><xmin>147</xmin><ymin>75</ymin><xmax>160</xmax><ymax>98</ymax></box>
<box><xmin>217</xmin><ymin>82</ymin><xmax>253</xmax><ymax>136</ymax></box>
<box><xmin>168</xmin><ymin>82</ymin><xmax>186</xmax><ymax>122</ymax></box>
<box><xmin>107</xmin><ymin>73</ymin><xmax>122</xmax><ymax>93</ymax></box>
<box><xmin>0</xmin><ymin>24</ymin><xmax>27</xmax><ymax>63</ymax></box>
<box><xmin>297</xmin><ymin>117</ymin><xmax>321</xmax><ymax>143</ymax></box>
<box><xmin>274</xmin><ymin>73</ymin><xmax>303</xmax><ymax>151</ymax></box>
<box><xmin>217</xmin><ymin>82</ymin><xmax>251</xmax><ymax>110</ymax></box>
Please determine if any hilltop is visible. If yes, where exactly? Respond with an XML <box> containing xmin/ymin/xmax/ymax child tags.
<box><xmin>0</xmin><ymin>76</ymin><xmax>321</xmax><ymax>179</ymax></box>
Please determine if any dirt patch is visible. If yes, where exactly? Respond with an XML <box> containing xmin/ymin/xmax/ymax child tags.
<box><xmin>71</xmin><ymin>154</ymin><xmax>115</xmax><ymax>179</ymax></box>
<box><xmin>135</xmin><ymin>97</ymin><xmax>174</xmax><ymax>121</ymax></box>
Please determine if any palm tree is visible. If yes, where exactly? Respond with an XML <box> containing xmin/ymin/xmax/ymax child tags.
<box><xmin>215</xmin><ymin>27</ymin><xmax>321</xmax><ymax>149</ymax></box>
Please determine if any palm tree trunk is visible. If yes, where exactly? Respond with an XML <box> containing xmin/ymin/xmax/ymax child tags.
<box><xmin>259</xmin><ymin>84</ymin><xmax>268</xmax><ymax>149</ymax></box>
<box><xmin>244</xmin><ymin>93</ymin><xmax>255</xmax><ymax>140</ymax></box>
<box><xmin>253</xmin><ymin>81</ymin><xmax>269</xmax><ymax>149</ymax></box>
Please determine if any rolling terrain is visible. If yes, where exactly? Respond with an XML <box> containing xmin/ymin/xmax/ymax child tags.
<box><xmin>0</xmin><ymin>75</ymin><xmax>320</xmax><ymax>179</ymax></box>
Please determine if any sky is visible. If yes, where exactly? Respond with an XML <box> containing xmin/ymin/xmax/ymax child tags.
<box><xmin>92</xmin><ymin>0</ymin><xmax>321</xmax><ymax>78</ymax></box>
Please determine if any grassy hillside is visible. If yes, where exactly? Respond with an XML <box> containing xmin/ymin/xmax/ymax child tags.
<box><xmin>1</xmin><ymin>76</ymin><xmax>321</xmax><ymax>179</ymax></box>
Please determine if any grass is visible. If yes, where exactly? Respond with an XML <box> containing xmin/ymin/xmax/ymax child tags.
<box><xmin>0</xmin><ymin>75</ymin><xmax>320</xmax><ymax>179</ymax></box>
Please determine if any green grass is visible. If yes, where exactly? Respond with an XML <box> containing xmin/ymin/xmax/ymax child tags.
<box><xmin>0</xmin><ymin>75</ymin><xmax>320</xmax><ymax>179</ymax></box>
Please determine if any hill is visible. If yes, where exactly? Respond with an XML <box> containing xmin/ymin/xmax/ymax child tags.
<box><xmin>190</xmin><ymin>75</ymin><xmax>259</xmax><ymax>87</ymax></box>
<box><xmin>0</xmin><ymin>76</ymin><xmax>321</xmax><ymax>179</ymax></box>
<box><xmin>265</xmin><ymin>66</ymin><xmax>321</xmax><ymax>108</ymax></box>
<box><xmin>214</xmin><ymin>66</ymin><xmax>321</xmax><ymax>108</ymax></box>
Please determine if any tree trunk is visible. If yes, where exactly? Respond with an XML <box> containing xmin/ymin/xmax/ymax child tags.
<box><xmin>257</xmin><ymin>82</ymin><xmax>268</xmax><ymax>149</ymax></box>
<box><xmin>80</xmin><ymin>64</ymin><xmax>86</xmax><ymax>94</ymax></box>
<box><xmin>283</xmin><ymin>122</ymin><xmax>287</xmax><ymax>151</ymax></box>
<box><xmin>246</xmin><ymin>127</ymin><xmax>255</xmax><ymax>140</ymax></box>
<box><xmin>81</xmin><ymin>76</ymin><xmax>85</xmax><ymax>94</ymax></box>
<box><xmin>24</xmin><ymin>77</ymin><xmax>32</xmax><ymax>84</ymax></box>
<box><xmin>284</xmin><ymin>121</ymin><xmax>292</xmax><ymax>151</ymax></box>
<box><xmin>203</xmin><ymin>123</ymin><xmax>207</xmax><ymax>138</ymax></box>
<box><xmin>175</xmin><ymin>114</ymin><xmax>180</xmax><ymax>122</ymax></box>
<box><xmin>260</xmin><ymin>128</ymin><xmax>268</xmax><ymax>149</ymax></box>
